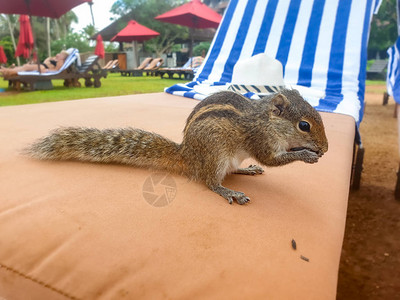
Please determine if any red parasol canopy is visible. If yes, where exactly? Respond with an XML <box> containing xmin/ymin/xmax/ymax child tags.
<box><xmin>0</xmin><ymin>46</ymin><xmax>7</xmax><ymax>64</ymax></box>
<box><xmin>154</xmin><ymin>0</ymin><xmax>222</xmax><ymax>29</ymax></box>
<box><xmin>0</xmin><ymin>0</ymin><xmax>92</xmax><ymax>18</ymax></box>
<box><xmin>15</xmin><ymin>15</ymin><xmax>34</xmax><ymax>59</ymax></box>
<box><xmin>111</xmin><ymin>20</ymin><xmax>160</xmax><ymax>43</ymax></box>
<box><xmin>155</xmin><ymin>0</ymin><xmax>221</xmax><ymax>68</ymax></box>
<box><xmin>94</xmin><ymin>34</ymin><xmax>105</xmax><ymax>59</ymax></box>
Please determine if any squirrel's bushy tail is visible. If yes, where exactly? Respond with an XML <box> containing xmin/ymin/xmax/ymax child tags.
<box><xmin>25</xmin><ymin>127</ymin><xmax>185</xmax><ymax>174</ymax></box>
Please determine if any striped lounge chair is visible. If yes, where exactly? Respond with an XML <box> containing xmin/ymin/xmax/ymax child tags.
<box><xmin>6</xmin><ymin>48</ymin><xmax>107</xmax><ymax>90</ymax></box>
<box><xmin>0</xmin><ymin>0</ymin><xmax>383</xmax><ymax>299</ymax></box>
<box><xmin>386</xmin><ymin>0</ymin><xmax>400</xmax><ymax>198</ymax></box>
<box><xmin>166</xmin><ymin>0</ymin><xmax>383</xmax><ymax>188</ymax></box>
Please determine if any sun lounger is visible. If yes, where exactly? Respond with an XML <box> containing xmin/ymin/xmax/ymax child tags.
<box><xmin>144</xmin><ymin>57</ymin><xmax>164</xmax><ymax>76</ymax></box>
<box><xmin>103</xmin><ymin>60</ymin><xmax>114</xmax><ymax>69</ymax></box>
<box><xmin>4</xmin><ymin>48</ymin><xmax>79</xmax><ymax>90</ymax></box>
<box><xmin>158</xmin><ymin>56</ymin><xmax>205</xmax><ymax>80</ymax></box>
<box><xmin>0</xmin><ymin>0</ymin><xmax>382</xmax><ymax>298</ymax></box>
<box><xmin>367</xmin><ymin>59</ymin><xmax>388</xmax><ymax>80</ymax></box>
<box><xmin>120</xmin><ymin>57</ymin><xmax>163</xmax><ymax>77</ymax></box>
<box><xmin>77</xmin><ymin>55</ymin><xmax>108</xmax><ymax>88</ymax></box>
<box><xmin>138</xmin><ymin>57</ymin><xmax>153</xmax><ymax>70</ymax></box>
<box><xmin>120</xmin><ymin>57</ymin><xmax>153</xmax><ymax>76</ymax></box>
<box><xmin>103</xmin><ymin>59</ymin><xmax>119</xmax><ymax>72</ymax></box>
<box><xmin>5</xmin><ymin>50</ymin><xmax>107</xmax><ymax>90</ymax></box>
<box><xmin>144</xmin><ymin>57</ymin><xmax>163</xmax><ymax>70</ymax></box>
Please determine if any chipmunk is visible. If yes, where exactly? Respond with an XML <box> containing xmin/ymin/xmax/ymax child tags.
<box><xmin>25</xmin><ymin>89</ymin><xmax>328</xmax><ymax>205</ymax></box>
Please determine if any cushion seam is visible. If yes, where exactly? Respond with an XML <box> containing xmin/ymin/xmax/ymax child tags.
<box><xmin>0</xmin><ymin>263</ymin><xmax>80</xmax><ymax>300</ymax></box>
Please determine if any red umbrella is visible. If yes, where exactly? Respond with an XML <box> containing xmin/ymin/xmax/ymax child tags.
<box><xmin>94</xmin><ymin>34</ymin><xmax>105</xmax><ymax>59</ymax></box>
<box><xmin>15</xmin><ymin>15</ymin><xmax>34</xmax><ymax>59</ymax></box>
<box><xmin>111</xmin><ymin>20</ymin><xmax>160</xmax><ymax>69</ymax></box>
<box><xmin>155</xmin><ymin>0</ymin><xmax>221</xmax><ymax>67</ymax></box>
<box><xmin>0</xmin><ymin>46</ymin><xmax>7</xmax><ymax>64</ymax></box>
<box><xmin>110</xmin><ymin>20</ymin><xmax>160</xmax><ymax>43</ymax></box>
<box><xmin>0</xmin><ymin>0</ymin><xmax>92</xmax><ymax>18</ymax></box>
<box><xmin>154</xmin><ymin>0</ymin><xmax>222</xmax><ymax>29</ymax></box>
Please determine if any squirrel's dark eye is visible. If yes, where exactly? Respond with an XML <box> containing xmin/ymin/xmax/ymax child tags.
<box><xmin>298</xmin><ymin>121</ymin><xmax>310</xmax><ymax>132</ymax></box>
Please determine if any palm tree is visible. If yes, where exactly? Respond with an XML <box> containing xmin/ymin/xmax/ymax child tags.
<box><xmin>46</xmin><ymin>18</ymin><xmax>51</xmax><ymax>57</ymax></box>
<box><xmin>82</xmin><ymin>24</ymin><xmax>96</xmax><ymax>39</ymax></box>
<box><xmin>55</xmin><ymin>11</ymin><xmax>78</xmax><ymax>40</ymax></box>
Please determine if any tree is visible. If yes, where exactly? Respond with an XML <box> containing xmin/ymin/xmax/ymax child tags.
<box><xmin>194</xmin><ymin>41</ymin><xmax>211</xmax><ymax>56</ymax></box>
<box><xmin>82</xmin><ymin>24</ymin><xmax>96</xmax><ymax>39</ymax></box>
<box><xmin>368</xmin><ymin>0</ymin><xmax>398</xmax><ymax>59</ymax></box>
<box><xmin>46</xmin><ymin>18</ymin><xmax>51</xmax><ymax>57</ymax></box>
<box><xmin>57</xmin><ymin>11</ymin><xmax>79</xmax><ymax>38</ymax></box>
<box><xmin>203</xmin><ymin>0</ymin><xmax>225</xmax><ymax>9</ymax></box>
<box><xmin>51</xmin><ymin>32</ymin><xmax>93</xmax><ymax>55</ymax></box>
<box><xmin>110</xmin><ymin>0</ymin><xmax>189</xmax><ymax>56</ymax></box>
<box><xmin>0</xmin><ymin>36</ymin><xmax>17</xmax><ymax>65</ymax></box>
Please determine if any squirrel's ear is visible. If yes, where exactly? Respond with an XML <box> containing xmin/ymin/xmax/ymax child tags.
<box><xmin>270</xmin><ymin>93</ymin><xmax>289</xmax><ymax>116</ymax></box>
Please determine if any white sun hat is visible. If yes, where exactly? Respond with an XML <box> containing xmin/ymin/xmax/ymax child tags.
<box><xmin>193</xmin><ymin>53</ymin><xmax>325</xmax><ymax>104</ymax></box>
<box><xmin>228</xmin><ymin>53</ymin><xmax>285</xmax><ymax>94</ymax></box>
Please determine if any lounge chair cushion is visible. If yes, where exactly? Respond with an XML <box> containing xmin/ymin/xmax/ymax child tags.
<box><xmin>0</xmin><ymin>93</ymin><xmax>354</xmax><ymax>299</ymax></box>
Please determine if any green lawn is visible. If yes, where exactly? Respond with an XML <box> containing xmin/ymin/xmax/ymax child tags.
<box><xmin>0</xmin><ymin>73</ymin><xmax>184</xmax><ymax>107</ymax></box>
<box><xmin>0</xmin><ymin>74</ymin><xmax>387</xmax><ymax>107</ymax></box>
<box><xmin>365</xmin><ymin>80</ymin><xmax>387</xmax><ymax>94</ymax></box>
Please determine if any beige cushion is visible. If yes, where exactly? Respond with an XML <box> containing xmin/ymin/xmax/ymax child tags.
<box><xmin>0</xmin><ymin>93</ymin><xmax>354</xmax><ymax>299</ymax></box>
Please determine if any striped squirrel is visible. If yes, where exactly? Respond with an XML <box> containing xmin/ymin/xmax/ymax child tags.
<box><xmin>25</xmin><ymin>89</ymin><xmax>328</xmax><ymax>205</ymax></box>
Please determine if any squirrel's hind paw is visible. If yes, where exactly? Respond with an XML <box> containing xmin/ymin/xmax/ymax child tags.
<box><xmin>210</xmin><ymin>185</ymin><xmax>250</xmax><ymax>205</ymax></box>
<box><xmin>230</xmin><ymin>192</ymin><xmax>250</xmax><ymax>205</ymax></box>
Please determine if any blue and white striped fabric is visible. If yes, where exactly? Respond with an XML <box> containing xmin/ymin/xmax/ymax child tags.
<box><xmin>387</xmin><ymin>39</ymin><xmax>400</xmax><ymax>102</ymax></box>
<box><xmin>386</xmin><ymin>0</ymin><xmax>400</xmax><ymax>103</ymax></box>
<box><xmin>165</xmin><ymin>0</ymin><xmax>382</xmax><ymax>124</ymax></box>
<box><xmin>17</xmin><ymin>48</ymin><xmax>80</xmax><ymax>76</ymax></box>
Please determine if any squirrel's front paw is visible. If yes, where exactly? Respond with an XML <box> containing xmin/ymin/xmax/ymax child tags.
<box><xmin>234</xmin><ymin>164</ymin><xmax>264</xmax><ymax>175</ymax></box>
<box><xmin>209</xmin><ymin>185</ymin><xmax>250</xmax><ymax>205</ymax></box>
<box><xmin>301</xmin><ymin>150</ymin><xmax>320</xmax><ymax>164</ymax></box>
